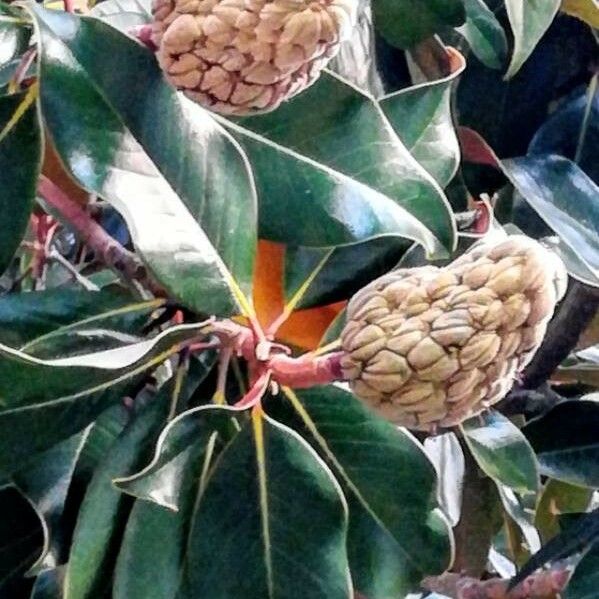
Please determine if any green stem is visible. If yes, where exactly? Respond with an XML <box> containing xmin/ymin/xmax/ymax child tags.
<box><xmin>574</xmin><ymin>73</ymin><xmax>598</xmax><ymax>165</ymax></box>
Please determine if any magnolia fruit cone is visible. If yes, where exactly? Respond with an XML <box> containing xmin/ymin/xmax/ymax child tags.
<box><xmin>151</xmin><ymin>0</ymin><xmax>357</xmax><ymax>115</ymax></box>
<box><xmin>341</xmin><ymin>236</ymin><xmax>567</xmax><ymax>431</ymax></box>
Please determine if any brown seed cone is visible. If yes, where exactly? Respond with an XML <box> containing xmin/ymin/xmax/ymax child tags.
<box><xmin>151</xmin><ymin>0</ymin><xmax>357</xmax><ymax>115</ymax></box>
<box><xmin>341</xmin><ymin>235</ymin><xmax>567</xmax><ymax>431</ymax></box>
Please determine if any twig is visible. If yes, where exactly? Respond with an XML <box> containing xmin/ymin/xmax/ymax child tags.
<box><xmin>522</xmin><ymin>281</ymin><xmax>599</xmax><ymax>389</ymax></box>
<box><xmin>8</xmin><ymin>47</ymin><xmax>37</xmax><ymax>94</ymax></box>
<box><xmin>574</xmin><ymin>73</ymin><xmax>598</xmax><ymax>164</ymax></box>
<box><xmin>48</xmin><ymin>249</ymin><xmax>99</xmax><ymax>291</ymax></box>
<box><xmin>422</xmin><ymin>568</ymin><xmax>570</xmax><ymax>599</ymax></box>
<box><xmin>495</xmin><ymin>384</ymin><xmax>563</xmax><ymax>418</ymax></box>
<box><xmin>213</xmin><ymin>345</ymin><xmax>232</xmax><ymax>405</ymax></box>
<box><xmin>37</xmin><ymin>176</ymin><xmax>163</xmax><ymax>295</ymax></box>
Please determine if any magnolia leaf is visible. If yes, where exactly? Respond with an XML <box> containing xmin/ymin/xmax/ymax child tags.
<box><xmin>0</xmin><ymin>287</ymin><xmax>161</xmax><ymax>348</ymax></box>
<box><xmin>0</xmin><ymin>87</ymin><xmax>41</xmax><ymax>274</ymax></box>
<box><xmin>523</xmin><ymin>399</ymin><xmax>599</xmax><ymax>488</ymax></box>
<box><xmin>380</xmin><ymin>48</ymin><xmax>465</xmax><ymax>187</ymax></box>
<box><xmin>178</xmin><ymin>410</ymin><xmax>352</xmax><ymax>599</ymax></box>
<box><xmin>505</xmin><ymin>0</ymin><xmax>561</xmax><ymax>79</ymax></box>
<box><xmin>565</xmin><ymin>541</ymin><xmax>599</xmax><ymax>599</ymax></box>
<box><xmin>502</xmin><ymin>155</ymin><xmax>599</xmax><ymax>282</ymax></box>
<box><xmin>114</xmin><ymin>404</ymin><xmax>241</xmax><ymax>510</ymax></box>
<box><xmin>535</xmin><ymin>479</ymin><xmax>593</xmax><ymax>543</ymax></box>
<box><xmin>371</xmin><ymin>0</ymin><xmax>465</xmax><ymax>49</ymax></box>
<box><xmin>29</xmin><ymin>5</ymin><xmax>256</xmax><ymax>317</ymax></box>
<box><xmin>113</xmin><ymin>499</ymin><xmax>187</xmax><ymax>599</ymax></box>
<box><xmin>458</xmin><ymin>0</ymin><xmax>508</xmax><ymax>70</ymax></box>
<box><xmin>0</xmin><ymin>323</ymin><xmax>207</xmax><ymax>474</ymax></box>
<box><xmin>273</xmin><ymin>386</ymin><xmax>453</xmax><ymax>598</ymax></box>
<box><xmin>424</xmin><ymin>432</ymin><xmax>465</xmax><ymax>527</ymax></box>
<box><xmin>90</xmin><ymin>0</ymin><xmax>151</xmax><ymax>29</ymax></box>
<box><xmin>561</xmin><ymin>0</ymin><xmax>599</xmax><ymax>28</ymax></box>
<box><xmin>64</xmin><ymin>392</ymin><xmax>171</xmax><ymax>599</ymax></box>
<box><xmin>30</xmin><ymin>567</ymin><xmax>65</xmax><ymax>599</ymax></box>
<box><xmin>227</xmin><ymin>70</ymin><xmax>456</xmax><ymax>256</ymax></box>
<box><xmin>509</xmin><ymin>509</ymin><xmax>599</xmax><ymax>591</ymax></box>
<box><xmin>462</xmin><ymin>410</ymin><xmax>539</xmax><ymax>495</ymax></box>
<box><xmin>12</xmin><ymin>432</ymin><xmax>86</xmax><ymax>575</ymax></box>
<box><xmin>497</xmin><ymin>485</ymin><xmax>541</xmax><ymax>557</ymax></box>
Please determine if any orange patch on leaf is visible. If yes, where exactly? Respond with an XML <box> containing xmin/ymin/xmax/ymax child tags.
<box><xmin>252</xmin><ymin>240</ymin><xmax>286</xmax><ymax>331</ymax></box>
<box><xmin>252</xmin><ymin>240</ymin><xmax>345</xmax><ymax>350</ymax></box>
<box><xmin>278</xmin><ymin>302</ymin><xmax>345</xmax><ymax>351</ymax></box>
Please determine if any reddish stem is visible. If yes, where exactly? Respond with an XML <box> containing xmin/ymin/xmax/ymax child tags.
<box><xmin>10</xmin><ymin>48</ymin><xmax>37</xmax><ymax>92</ymax></box>
<box><xmin>38</xmin><ymin>176</ymin><xmax>162</xmax><ymax>294</ymax></box>
<box><xmin>130</xmin><ymin>24</ymin><xmax>157</xmax><ymax>51</ymax></box>
<box><xmin>422</xmin><ymin>568</ymin><xmax>570</xmax><ymax>599</ymax></box>
<box><xmin>235</xmin><ymin>370</ymin><xmax>272</xmax><ymax>408</ymax></box>
<box><xmin>267</xmin><ymin>351</ymin><xmax>344</xmax><ymax>388</ymax></box>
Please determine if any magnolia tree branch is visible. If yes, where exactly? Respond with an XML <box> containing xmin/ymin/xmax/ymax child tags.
<box><xmin>522</xmin><ymin>280</ymin><xmax>599</xmax><ymax>389</ymax></box>
<box><xmin>37</xmin><ymin>176</ymin><xmax>163</xmax><ymax>295</ymax></box>
<box><xmin>422</xmin><ymin>568</ymin><xmax>570</xmax><ymax>599</ymax></box>
<box><xmin>495</xmin><ymin>384</ymin><xmax>563</xmax><ymax>418</ymax></box>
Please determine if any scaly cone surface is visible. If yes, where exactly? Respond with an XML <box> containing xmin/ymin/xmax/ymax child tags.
<box><xmin>341</xmin><ymin>235</ymin><xmax>567</xmax><ymax>431</ymax></box>
<box><xmin>152</xmin><ymin>0</ymin><xmax>357</xmax><ymax>114</ymax></box>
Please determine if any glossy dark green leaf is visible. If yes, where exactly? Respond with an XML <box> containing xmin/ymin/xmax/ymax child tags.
<box><xmin>0</xmin><ymin>286</ymin><xmax>161</xmax><ymax>348</ymax></box>
<box><xmin>30</xmin><ymin>567</ymin><xmax>65</xmax><ymax>599</ymax></box>
<box><xmin>523</xmin><ymin>400</ymin><xmax>599</xmax><ymax>488</ymax></box>
<box><xmin>0</xmin><ymin>486</ymin><xmax>43</xmax><ymax>586</ymax></box>
<box><xmin>372</xmin><ymin>0</ymin><xmax>465</xmax><ymax>49</ymax></box>
<box><xmin>115</xmin><ymin>405</ymin><xmax>242</xmax><ymax>509</ymax></box>
<box><xmin>0</xmin><ymin>88</ymin><xmax>41</xmax><ymax>274</ymax></box>
<box><xmin>497</xmin><ymin>485</ymin><xmax>541</xmax><ymax>556</ymax></box>
<box><xmin>70</xmin><ymin>404</ymin><xmax>130</xmax><ymax>491</ymax></box>
<box><xmin>505</xmin><ymin>0</ymin><xmax>561</xmax><ymax>78</ymax></box>
<box><xmin>0</xmin><ymin>323</ymin><xmax>205</xmax><ymax>475</ymax></box>
<box><xmin>509</xmin><ymin>509</ymin><xmax>599</xmax><ymax>591</ymax></box>
<box><xmin>424</xmin><ymin>432</ymin><xmax>464</xmax><ymax>527</ymax></box>
<box><xmin>113</xmin><ymin>424</ymin><xmax>202</xmax><ymax>599</ymax></box>
<box><xmin>529</xmin><ymin>86</ymin><xmax>598</xmax><ymax>185</ymax></box>
<box><xmin>565</xmin><ymin>541</ymin><xmax>599</xmax><ymax>599</ymax></box>
<box><xmin>284</xmin><ymin>238</ymin><xmax>410</xmax><ymax>309</ymax></box>
<box><xmin>0</xmin><ymin>17</ymin><xmax>30</xmax><ymax>83</ymax></box>
<box><xmin>30</xmin><ymin>5</ymin><xmax>256</xmax><ymax>317</ymax></box>
<box><xmin>178</xmin><ymin>411</ymin><xmax>351</xmax><ymax>599</ymax></box>
<box><xmin>228</xmin><ymin>71</ymin><xmax>456</xmax><ymax>256</ymax></box>
<box><xmin>0</xmin><ymin>322</ymin><xmax>207</xmax><ymax>409</ymax></box>
<box><xmin>462</xmin><ymin>410</ymin><xmax>539</xmax><ymax>495</ymax></box>
<box><xmin>502</xmin><ymin>155</ymin><xmax>599</xmax><ymax>281</ymax></box>
<box><xmin>457</xmin><ymin>17</ymin><xmax>596</xmax><ymax>160</ymax></box>
<box><xmin>90</xmin><ymin>0</ymin><xmax>150</xmax><ymax>30</ymax></box>
<box><xmin>380</xmin><ymin>51</ymin><xmax>465</xmax><ymax>187</ymax></box>
<box><xmin>320</xmin><ymin>309</ymin><xmax>346</xmax><ymax>347</ymax></box>
<box><xmin>12</xmin><ymin>432</ymin><xmax>84</xmax><ymax>574</ymax></box>
<box><xmin>64</xmin><ymin>392</ymin><xmax>170</xmax><ymax>599</ymax></box>
<box><xmin>113</xmin><ymin>501</ymin><xmax>186</xmax><ymax>599</ymax></box>
<box><xmin>271</xmin><ymin>386</ymin><xmax>452</xmax><ymax>598</ymax></box>
<box><xmin>535</xmin><ymin>479</ymin><xmax>593</xmax><ymax>543</ymax></box>
<box><xmin>458</xmin><ymin>0</ymin><xmax>508</xmax><ymax>70</ymax></box>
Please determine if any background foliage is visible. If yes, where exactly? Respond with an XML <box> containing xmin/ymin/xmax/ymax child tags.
<box><xmin>0</xmin><ymin>0</ymin><xmax>598</xmax><ymax>597</ymax></box>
